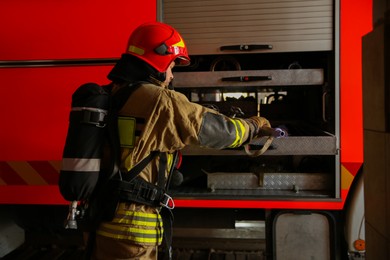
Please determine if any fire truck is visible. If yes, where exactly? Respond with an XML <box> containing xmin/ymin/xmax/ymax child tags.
<box><xmin>0</xmin><ymin>0</ymin><xmax>371</xmax><ymax>259</ymax></box>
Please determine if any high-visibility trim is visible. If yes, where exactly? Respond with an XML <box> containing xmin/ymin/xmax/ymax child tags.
<box><xmin>71</xmin><ymin>106</ymin><xmax>107</xmax><ymax>114</ymax></box>
<box><xmin>116</xmin><ymin>209</ymin><xmax>161</xmax><ymax>219</ymax></box>
<box><xmin>227</xmin><ymin>119</ymin><xmax>246</xmax><ymax>148</ymax></box>
<box><xmin>167</xmin><ymin>153</ymin><xmax>174</xmax><ymax>170</ymax></box>
<box><xmin>341</xmin><ymin>164</ymin><xmax>354</xmax><ymax>190</ymax></box>
<box><xmin>118</xmin><ymin>116</ymin><xmax>136</xmax><ymax>148</ymax></box>
<box><xmin>199</xmin><ymin>112</ymin><xmax>238</xmax><ymax>148</ymax></box>
<box><xmin>114</xmin><ymin>209</ymin><xmax>163</xmax><ymax>228</ymax></box>
<box><xmin>171</xmin><ymin>36</ymin><xmax>185</xmax><ymax>48</ymax></box>
<box><xmin>99</xmin><ymin>223</ymin><xmax>161</xmax><ymax>235</ymax></box>
<box><xmin>97</xmin><ymin>223</ymin><xmax>163</xmax><ymax>244</ymax></box>
<box><xmin>128</xmin><ymin>45</ymin><xmax>145</xmax><ymax>56</ymax></box>
<box><xmin>97</xmin><ymin>205</ymin><xmax>163</xmax><ymax>244</ymax></box>
<box><xmin>113</xmin><ymin>217</ymin><xmax>163</xmax><ymax>228</ymax></box>
<box><xmin>61</xmin><ymin>158</ymin><xmax>100</xmax><ymax>172</ymax></box>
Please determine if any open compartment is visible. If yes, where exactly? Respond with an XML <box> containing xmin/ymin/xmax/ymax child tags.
<box><xmin>169</xmin><ymin>52</ymin><xmax>339</xmax><ymax>201</ymax></box>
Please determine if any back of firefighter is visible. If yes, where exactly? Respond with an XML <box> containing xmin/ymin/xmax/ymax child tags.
<box><xmin>90</xmin><ymin>22</ymin><xmax>271</xmax><ymax>260</ymax></box>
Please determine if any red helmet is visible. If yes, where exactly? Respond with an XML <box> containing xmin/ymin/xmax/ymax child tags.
<box><xmin>126</xmin><ymin>22</ymin><xmax>190</xmax><ymax>72</ymax></box>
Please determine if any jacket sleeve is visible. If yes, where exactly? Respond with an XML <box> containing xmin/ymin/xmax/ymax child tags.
<box><xmin>155</xmin><ymin>89</ymin><xmax>254</xmax><ymax>150</ymax></box>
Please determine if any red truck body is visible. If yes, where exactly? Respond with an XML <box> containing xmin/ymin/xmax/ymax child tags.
<box><xmin>0</xmin><ymin>0</ymin><xmax>371</xmax><ymax>210</ymax></box>
<box><xmin>0</xmin><ymin>1</ymin><xmax>374</xmax><ymax>258</ymax></box>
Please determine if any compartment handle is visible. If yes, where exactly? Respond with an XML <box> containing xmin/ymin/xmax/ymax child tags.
<box><xmin>322</xmin><ymin>91</ymin><xmax>328</xmax><ymax>123</ymax></box>
<box><xmin>221</xmin><ymin>76</ymin><xmax>272</xmax><ymax>82</ymax></box>
<box><xmin>220</xmin><ymin>44</ymin><xmax>273</xmax><ymax>51</ymax></box>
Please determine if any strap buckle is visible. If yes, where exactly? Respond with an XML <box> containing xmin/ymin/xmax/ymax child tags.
<box><xmin>80</xmin><ymin>108</ymin><xmax>107</xmax><ymax>128</ymax></box>
<box><xmin>160</xmin><ymin>193</ymin><xmax>175</xmax><ymax>210</ymax></box>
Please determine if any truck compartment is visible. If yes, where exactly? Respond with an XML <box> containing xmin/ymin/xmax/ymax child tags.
<box><xmin>169</xmin><ymin>51</ymin><xmax>338</xmax><ymax>201</ymax></box>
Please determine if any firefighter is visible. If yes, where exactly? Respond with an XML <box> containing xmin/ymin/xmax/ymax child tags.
<box><xmin>90</xmin><ymin>22</ymin><xmax>271</xmax><ymax>260</ymax></box>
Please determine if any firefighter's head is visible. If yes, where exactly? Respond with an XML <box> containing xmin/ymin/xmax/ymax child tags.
<box><xmin>126</xmin><ymin>22</ymin><xmax>190</xmax><ymax>73</ymax></box>
<box><xmin>108</xmin><ymin>22</ymin><xmax>190</xmax><ymax>87</ymax></box>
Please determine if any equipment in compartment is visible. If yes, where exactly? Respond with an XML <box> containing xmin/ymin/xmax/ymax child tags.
<box><xmin>206</xmin><ymin>172</ymin><xmax>332</xmax><ymax>192</ymax></box>
<box><xmin>169</xmin><ymin>154</ymin><xmax>335</xmax><ymax>199</ymax></box>
<box><xmin>169</xmin><ymin>52</ymin><xmax>338</xmax><ymax>200</ymax></box>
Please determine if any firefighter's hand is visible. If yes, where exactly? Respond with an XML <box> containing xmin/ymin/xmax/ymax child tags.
<box><xmin>246</xmin><ymin>116</ymin><xmax>271</xmax><ymax>138</ymax></box>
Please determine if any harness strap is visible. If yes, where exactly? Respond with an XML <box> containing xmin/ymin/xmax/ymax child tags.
<box><xmin>157</xmin><ymin>152</ymin><xmax>167</xmax><ymax>188</ymax></box>
<box><xmin>112</xmin><ymin>177</ymin><xmax>172</xmax><ymax>208</ymax></box>
<box><xmin>112</xmin><ymin>152</ymin><xmax>175</xmax><ymax>259</ymax></box>
<box><xmin>160</xmin><ymin>207</ymin><xmax>174</xmax><ymax>260</ymax></box>
<box><xmin>122</xmin><ymin>151</ymin><xmax>160</xmax><ymax>182</ymax></box>
<box><xmin>165</xmin><ymin>151</ymin><xmax>179</xmax><ymax>190</ymax></box>
<box><xmin>71</xmin><ymin>108</ymin><xmax>107</xmax><ymax>127</ymax></box>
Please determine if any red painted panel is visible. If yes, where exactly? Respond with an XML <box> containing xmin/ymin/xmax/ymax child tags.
<box><xmin>0</xmin><ymin>0</ymin><xmax>156</xmax><ymax>60</ymax></box>
<box><xmin>175</xmin><ymin>199</ymin><xmax>344</xmax><ymax>210</ymax></box>
<box><xmin>0</xmin><ymin>0</ymin><xmax>157</xmax><ymax>161</ymax></box>
<box><xmin>340</xmin><ymin>0</ymin><xmax>372</xmax><ymax>167</ymax></box>
<box><xmin>0</xmin><ymin>185</ymin><xmax>67</xmax><ymax>205</ymax></box>
<box><xmin>0</xmin><ymin>0</ymin><xmax>374</xmax><ymax>210</ymax></box>
<box><xmin>0</xmin><ymin>66</ymin><xmax>112</xmax><ymax>160</ymax></box>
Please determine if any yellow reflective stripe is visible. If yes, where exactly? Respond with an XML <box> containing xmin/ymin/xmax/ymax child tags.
<box><xmin>99</xmin><ymin>223</ymin><xmax>161</xmax><ymax>234</ymax></box>
<box><xmin>114</xmin><ymin>213</ymin><xmax>162</xmax><ymax>227</ymax></box>
<box><xmin>114</xmin><ymin>218</ymin><xmax>163</xmax><ymax>227</ymax></box>
<box><xmin>228</xmin><ymin>119</ymin><xmax>246</xmax><ymax>148</ymax></box>
<box><xmin>128</xmin><ymin>45</ymin><xmax>145</xmax><ymax>55</ymax></box>
<box><xmin>97</xmin><ymin>223</ymin><xmax>163</xmax><ymax>244</ymax></box>
<box><xmin>167</xmin><ymin>153</ymin><xmax>174</xmax><ymax>170</ymax></box>
<box><xmin>118</xmin><ymin>116</ymin><xmax>136</xmax><ymax>148</ymax></box>
<box><xmin>172</xmin><ymin>37</ymin><xmax>185</xmax><ymax>48</ymax></box>
<box><xmin>113</xmin><ymin>209</ymin><xmax>163</xmax><ymax>227</ymax></box>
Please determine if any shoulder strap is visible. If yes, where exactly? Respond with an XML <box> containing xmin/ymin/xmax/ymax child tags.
<box><xmin>111</xmin><ymin>82</ymin><xmax>162</xmax><ymax>183</ymax></box>
<box><xmin>122</xmin><ymin>151</ymin><xmax>160</xmax><ymax>182</ymax></box>
<box><xmin>110</xmin><ymin>82</ymin><xmax>166</xmax><ymax>185</ymax></box>
<box><xmin>157</xmin><ymin>152</ymin><xmax>167</xmax><ymax>188</ymax></box>
<box><xmin>103</xmin><ymin>82</ymin><xmax>142</xmax><ymax>181</ymax></box>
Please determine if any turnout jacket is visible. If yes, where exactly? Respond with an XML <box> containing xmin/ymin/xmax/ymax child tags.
<box><xmin>96</xmin><ymin>82</ymin><xmax>254</xmax><ymax>245</ymax></box>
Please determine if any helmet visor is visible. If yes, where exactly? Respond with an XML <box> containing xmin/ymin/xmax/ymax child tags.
<box><xmin>175</xmin><ymin>56</ymin><xmax>190</xmax><ymax>66</ymax></box>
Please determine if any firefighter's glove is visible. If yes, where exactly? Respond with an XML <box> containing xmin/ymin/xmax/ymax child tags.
<box><xmin>246</xmin><ymin>116</ymin><xmax>271</xmax><ymax>139</ymax></box>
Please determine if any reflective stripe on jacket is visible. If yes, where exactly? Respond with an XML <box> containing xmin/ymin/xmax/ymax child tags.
<box><xmin>97</xmin><ymin>202</ymin><xmax>163</xmax><ymax>245</ymax></box>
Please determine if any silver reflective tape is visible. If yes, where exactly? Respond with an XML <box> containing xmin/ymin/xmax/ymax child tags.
<box><xmin>61</xmin><ymin>158</ymin><xmax>101</xmax><ymax>172</ymax></box>
<box><xmin>71</xmin><ymin>107</ymin><xmax>108</xmax><ymax>115</ymax></box>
